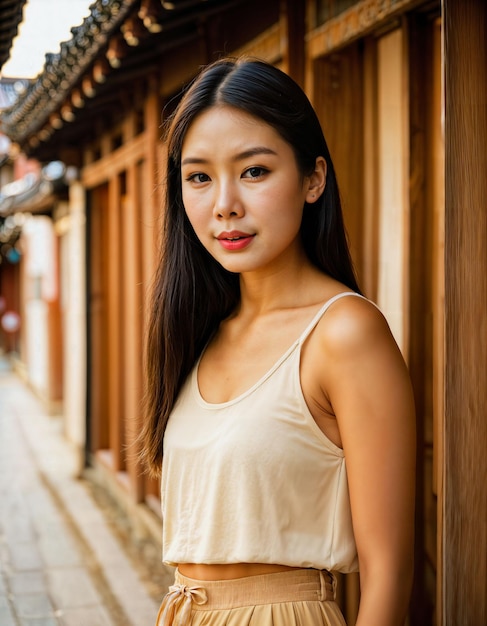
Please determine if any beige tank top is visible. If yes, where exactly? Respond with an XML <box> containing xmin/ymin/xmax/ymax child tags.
<box><xmin>161</xmin><ymin>292</ymin><xmax>362</xmax><ymax>573</ymax></box>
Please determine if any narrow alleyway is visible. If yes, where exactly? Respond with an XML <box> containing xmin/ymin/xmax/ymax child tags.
<box><xmin>0</xmin><ymin>356</ymin><xmax>171</xmax><ymax>626</ymax></box>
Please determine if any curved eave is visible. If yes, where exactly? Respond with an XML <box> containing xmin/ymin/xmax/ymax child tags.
<box><xmin>0</xmin><ymin>0</ymin><xmax>138</xmax><ymax>144</ymax></box>
<box><xmin>0</xmin><ymin>168</ymin><xmax>69</xmax><ymax>216</ymax></box>
<box><xmin>0</xmin><ymin>0</ymin><xmax>27</xmax><ymax>70</ymax></box>
<box><xmin>0</xmin><ymin>0</ymin><xmax>277</xmax><ymax>160</ymax></box>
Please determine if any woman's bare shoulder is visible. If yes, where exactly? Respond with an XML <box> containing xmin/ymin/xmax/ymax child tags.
<box><xmin>311</xmin><ymin>293</ymin><xmax>403</xmax><ymax>369</ymax></box>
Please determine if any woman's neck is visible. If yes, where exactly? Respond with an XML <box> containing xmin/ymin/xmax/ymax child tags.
<box><xmin>237</xmin><ymin>254</ymin><xmax>329</xmax><ymax>317</ymax></box>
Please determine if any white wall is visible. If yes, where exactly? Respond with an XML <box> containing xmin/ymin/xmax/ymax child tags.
<box><xmin>21</xmin><ymin>215</ymin><xmax>57</xmax><ymax>399</ymax></box>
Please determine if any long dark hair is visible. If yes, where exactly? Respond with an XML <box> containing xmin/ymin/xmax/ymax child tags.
<box><xmin>140</xmin><ymin>57</ymin><xmax>361</xmax><ymax>475</ymax></box>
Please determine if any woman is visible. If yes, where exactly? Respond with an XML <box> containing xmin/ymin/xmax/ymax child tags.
<box><xmin>141</xmin><ymin>57</ymin><xmax>416</xmax><ymax>626</ymax></box>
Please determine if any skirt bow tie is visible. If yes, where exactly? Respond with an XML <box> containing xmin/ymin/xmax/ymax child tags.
<box><xmin>157</xmin><ymin>583</ymin><xmax>208</xmax><ymax>625</ymax></box>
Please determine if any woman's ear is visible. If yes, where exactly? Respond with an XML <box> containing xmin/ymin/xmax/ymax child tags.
<box><xmin>305</xmin><ymin>156</ymin><xmax>327</xmax><ymax>204</ymax></box>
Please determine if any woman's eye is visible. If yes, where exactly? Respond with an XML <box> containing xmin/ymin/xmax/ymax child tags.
<box><xmin>243</xmin><ymin>166</ymin><xmax>268</xmax><ymax>179</ymax></box>
<box><xmin>186</xmin><ymin>172</ymin><xmax>210</xmax><ymax>183</ymax></box>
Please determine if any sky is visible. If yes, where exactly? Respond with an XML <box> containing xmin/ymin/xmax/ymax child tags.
<box><xmin>2</xmin><ymin>0</ymin><xmax>93</xmax><ymax>79</ymax></box>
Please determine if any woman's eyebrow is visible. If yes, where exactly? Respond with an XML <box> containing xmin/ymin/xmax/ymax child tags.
<box><xmin>181</xmin><ymin>156</ymin><xmax>207</xmax><ymax>166</ymax></box>
<box><xmin>232</xmin><ymin>147</ymin><xmax>278</xmax><ymax>161</ymax></box>
<box><xmin>181</xmin><ymin>146</ymin><xmax>277</xmax><ymax>167</ymax></box>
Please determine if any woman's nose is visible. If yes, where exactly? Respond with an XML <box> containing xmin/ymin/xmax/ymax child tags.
<box><xmin>214</xmin><ymin>182</ymin><xmax>244</xmax><ymax>219</ymax></box>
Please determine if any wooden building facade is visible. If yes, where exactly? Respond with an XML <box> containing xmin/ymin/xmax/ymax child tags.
<box><xmin>1</xmin><ymin>1</ymin><xmax>485</xmax><ymax>623</ymax></box>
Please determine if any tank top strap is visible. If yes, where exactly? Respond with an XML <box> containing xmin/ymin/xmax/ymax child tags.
<box><xmin>298</xmin><ymin>292</ymin><xmax>366</xmax><ymax>345</ymax></box>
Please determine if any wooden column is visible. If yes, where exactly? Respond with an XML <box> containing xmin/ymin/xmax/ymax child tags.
<box><xmin>443</xmin><ymin>1</ymin><xmax>487</xmax><ymax>623</ymax></box>
<box><xmin>429</xmin><ymin>18</ymin><xmax>444</xmax><ymax>625</ymax></box>
<box><xmin>281</xmin><ymin>0</ymin><xmax>306</xmax><ymax>87</ymax></box>
<box><xmin>88</xmin><ymin>185</ymin><xmax>109</xmax><ymax>453</ymax></box>
<box><xmin>42</xmin><ymin>221</ymin><xmax>63</xmax><ymax>406</ymax></box>
<box><xmin>406</xmin><ymin>13</ymin><xmax>426</xmax><ymax>624</ymax></box>
<box><xmin>107</xmin><ymin>173</ymin><xmax>124</xmax><ymax>471</ymax></box>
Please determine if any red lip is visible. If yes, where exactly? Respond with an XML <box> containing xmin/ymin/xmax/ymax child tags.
<box><xmin>216</xmin><ymin>230</ymin><xmax>255</xmax><ymax>251</ymax></box>
<box><xmin>216</xmin><ymin>230</ymin><xmax>254</xmax><ymax>240</ymax></box>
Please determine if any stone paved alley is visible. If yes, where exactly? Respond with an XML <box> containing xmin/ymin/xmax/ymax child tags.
<box><xmin>0</xmin><ymin>357</ymin><xmax>172</xmax><ymax>625</ymax></box>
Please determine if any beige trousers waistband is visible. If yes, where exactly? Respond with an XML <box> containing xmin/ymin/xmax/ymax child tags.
<box><xmin>157</xmin><ymin>568</ymin><xmax>337</xmax><ymax>625</ymax></box>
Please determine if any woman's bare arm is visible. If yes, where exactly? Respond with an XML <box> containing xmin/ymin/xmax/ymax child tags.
<box><xmin>317</xmin><ymin>297</ymin><xmax>416</xmax><ymax>625</ymax></box>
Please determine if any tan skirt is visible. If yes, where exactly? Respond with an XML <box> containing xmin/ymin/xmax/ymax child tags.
<box><xmin>156</xmin><ymin>568</ymin><xmax>347</xmax><ymax>626</ymax></box>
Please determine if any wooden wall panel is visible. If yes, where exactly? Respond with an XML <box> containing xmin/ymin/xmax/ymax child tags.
<box><xmin>443</xmin><ymin>0</ymin><xmax>487</xmax><ymax>623</ymax></box>
<box><xmin>310</xmin><ymin>43</ymin><xmax>364</xmax><ymax>284</ymax></box>
<box><xmin>231</xmin><ymin>23</ymin><xmax>282</xmax><ymax>64</ymax></box>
